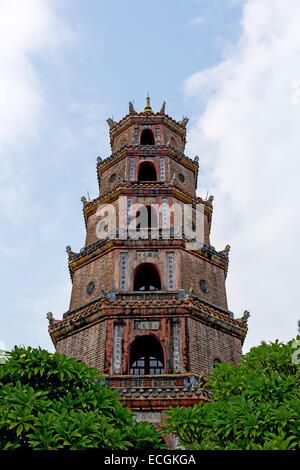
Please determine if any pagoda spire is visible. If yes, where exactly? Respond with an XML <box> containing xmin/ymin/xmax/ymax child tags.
<box><xmin>143</xmin><ymin>93</ymin><xmax>154</xmax><ymax>114</ymax></box>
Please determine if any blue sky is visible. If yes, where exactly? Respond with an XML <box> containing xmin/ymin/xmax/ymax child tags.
<box><xmin>1</xmin><ymin>0</ymin><xmax>299</xmax><ymax>354</ymax></box>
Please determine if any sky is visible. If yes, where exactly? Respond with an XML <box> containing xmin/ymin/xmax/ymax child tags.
<box><xmin>0</xmin><ymin>0</ymin><xmax>299</xmax><ymax>355</ymax></box>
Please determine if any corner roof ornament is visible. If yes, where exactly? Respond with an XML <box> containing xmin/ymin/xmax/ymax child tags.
<box><xmin>106</xmin><ymin>117</ymin><xmax>116</xmax><ymax>128</ymax></box>
<box><xmin>179</xmin><ymin>116</ymin><xmax>189</xmax><ymax>127</ymax></box>
<box><xmin>129</xmin><ymin>101</ymin><xmax>136</xmax><ymax>114</ymax></box>
<box><xmin>160</xmin><ymin>101</ymin><xmax>166</xmax><ymax>114</ymax></box>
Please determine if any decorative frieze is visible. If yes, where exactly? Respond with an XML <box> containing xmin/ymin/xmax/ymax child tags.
<box><xmin>119</xmin><ymin>252</ymin><xmax>129</xmax><ymax>289</ymax></box>
<box><xmin>139</xmin><ymin>155</ymin><xmax>156</xmax><ymax>160</ymax></box>
<box><xmin>112</xmin><ymin>323</ymin><xmax>123</xmax><ymax>374</ymax></box>
<box><xmin>166</xmin><ymin>251</ymin><xmax>175</xmax><ymax>290</ymax></box>
<box><xmin>172</xmin><ymin>321</ymin><xmax>181</xmax><ymax>373</ymax></box>
<box><xmin>156</xmin><ymin>128</ymin><xmax>161</xmax><ymax>144</ymax></box>
<box><xmin>136</xmin><ymin>250</ymin><xmax>158</xmax><ymax>260</ymax></box>
<box><xmin>135</xmin><ymin>320</ymin><xmax>160</xmax><ymax>330</ymax></box>
<box><xmin>137</xmin><ymin>196</ymin><xmax>156</xmax><ymax>203</ymax></box>
<box><xmin>161</xmin><ymin>197</ymin><xmax>169</xmax><ymax>229</ymax></box>
<box><xmin>126</xmin><ymin>197</ymin><xmax>132</xmax><ymax>227</ymax></box>
<box><xmin>129</xmin><ymin>157</ymin><xmax>135</xmax><ymax>181</ymax></box>
<box><xmin>160</xmin><ymin>157</ymin><xmax>165</xmax><ymax>181</ymax></box>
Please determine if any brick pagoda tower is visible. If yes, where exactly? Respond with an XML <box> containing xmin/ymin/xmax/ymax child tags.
<box><xmin>48</xmin><ymin>98</ymin><xmax>248</xmax><ymax>425</ymax></box>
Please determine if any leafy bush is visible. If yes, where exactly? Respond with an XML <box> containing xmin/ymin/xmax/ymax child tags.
<box><xmin>0</xmin><ymin>346</ymin><xmax>165</xmax><ymax>450</ymax></box>
<box><xmin>164</xmin><ymin>338</ymin><xmax>300</xmax><ymax>450</ymax></box>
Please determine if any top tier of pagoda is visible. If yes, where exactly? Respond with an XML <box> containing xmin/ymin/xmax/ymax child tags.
<box><xmin>93</xmin><ymin>97</ymin><xmax>200</xmax><ymax>204</ymax></box>
<box><xmin>106</xmin><ymin>97</ymin><xmax>190</xmax><ymax>153</ymax></box>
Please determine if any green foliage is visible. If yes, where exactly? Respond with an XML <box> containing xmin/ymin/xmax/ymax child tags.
<box><xmin>0</xmin><ymin>346</ymin><xmax>165</xmax><ymax>450</ymax></box>
<box><xmin>164</xmin><ymin>337</ymin><xmax>300</xmax><ymax>450</ymax></box>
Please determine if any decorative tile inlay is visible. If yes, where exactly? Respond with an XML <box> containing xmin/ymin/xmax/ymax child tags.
<box><xmin>119</xmin><ymin>252</ymin><xmax>129</xmax><ymax>289</ymax></box>
<box><xmin>136</xmin><ymin>250</ymin><xmax>158</xmax><ymax>260</ymax></box>
<box><xmin>126</xmin><ymin>197</ymin><xmax>132</xmax><ymax>227</ymax></box>
<box><xmin>160</xmin><ymin>157</ymin><xmax>165</xmax><ymax>181</ymax></box>
<box><xmin>178</xmin><ymin>173</ymin><xmax>185</xmax><ymax>183</ymax></box>
<box><xmin>112</xmin><ymin>323</ymin><xmax>123</xmax><ymax>374</ymax></box>
<box><xmin>109</xmin><ymin>173</ymin><xmax>116</xmax><ymax>183</ymax></box>
<box><xmin>162</xmin><ymin>198</ymin><xmax>169</xmax><ymax>229</ymax></box>
<box><xmin>137</xmin><ymin>196</ymin><xmax>156</xmax><ymax>203</ymax></box>
<box><xmin>135</xmin><ymin>321</ymin><xmax>160</xmax><ymax>330</ymax></box>
<box><xmin>172</xmin><ymin>321</ymin><xmax>181</xmax><ymax>373</ymax></box>
<box><xmin>166</xmin><ymin>252</ymin><xmax>175</xmax><ymax>290</ymax></box>
<box><xmin>129</xmin><ymin>157</ymin><xmax>135</xmax><ymax>181</ymax></box>
<box><xmin>86</xmin><ymin>281</ymin><xmax>95</xmax><ymax>296</ymax></box>
<box><xmin>156</xmin><ymin>128</ymin><xmax>161</xmax><ymax>144</ymax></box>
<box><xmin>199</xmin><ymin>279</ymin><xmax>209</xmax><ymax>294</ymax></box>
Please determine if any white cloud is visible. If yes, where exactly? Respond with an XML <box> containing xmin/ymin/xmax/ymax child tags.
<box><xmin>185</xmin><ymin>0</ymin><xmax>300</xmax><ymax>351</ymax></box>
<box><xmin>0</xmin><ymin>0</ymin><xmax>72</xmax><ymax>222</ymax></box>
<box><xmin>188</xmin><ymin>16</ymin><xmax>204</xmax><ymax>27</ymax></box>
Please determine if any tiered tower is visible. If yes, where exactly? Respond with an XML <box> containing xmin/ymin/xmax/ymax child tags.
<box><xmin>48</xmin><ymin>98</ymin><xmax>248</xmax><ymax>425</ymax></box>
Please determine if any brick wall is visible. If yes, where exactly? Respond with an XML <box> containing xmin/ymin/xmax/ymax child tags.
<box><xmin>111</xmin><ymin>127</ymin><xmax>132</xmax><ymax>153</ymax></box>
<box><xmin>85</xmin><ymin>199</ymin><xmax>121</xmax><ymax>246</ymax></box>
<box><xmin>56</xmin><ymin>320</ymin><xmax>107</xmax><ymax>370</ymax></box>
<box><xmin>99</xmin><ymin>157</ymin><xmax>126</xmax><ymax>196</ymax></box>
<box><xmin>69</xmin><ymin>250</ymin><xmax>115</xmax><ymax>310</ymax></box>
<box><xmin>162</xmin><ymin>127</ymin><xmax>185</xmax><ymax>153</ymax></box>
<box><xmin>168</xmin><ymin>157</ymin><xmax>196</xmax><ymax>197</ymax></box>
<box><xmin>55</xmin><ymin>313</ymin><xmax>242</xmax><ymax>378</ymax></box>
<box><xmin>186</xmin><ymin>317</ymin><xmax>242</xmax><ymax>375</ymax></box>
<box><xmin>180</xmin><ymin>250</ymin><xmax>228</xmax><ymax>309</ymax></box>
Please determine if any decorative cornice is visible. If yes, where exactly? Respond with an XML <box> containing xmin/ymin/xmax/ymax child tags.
<box><xmin>97</xmin><ymin>144</ymin><xmax>198</xmax><ymax>172</ymax></box>
<box><xmin>67</xmin><ymin>236</ymin><xmax>228</xmax><ymax>278</ymax></box>
<box><xmin>48</xmin><ymin>294</ymin><xmax>247</xmax><ymax>346</ymax></box>
<box><xmin>83</xmin><ymin>182</ymin><xmax>211</xmax><ymax>222</ymax></box>
<box><xmin>106</xmin><ymin>373</ymin><xmax>210</xmax><ymax>404</ymax></box>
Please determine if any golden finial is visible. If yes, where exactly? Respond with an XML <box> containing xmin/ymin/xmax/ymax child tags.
<box><xmin>143</xmin><ymin>94</ymin><xmax>154</xmax><ymax>114</ymax></box>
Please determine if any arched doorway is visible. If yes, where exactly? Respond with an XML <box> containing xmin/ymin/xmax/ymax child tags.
<box><xmin>138</xmin><ymin>161</ymin><xmax>157</xmax><ymax>181</ymax></box>
<box><xmin>140</xmin><ymin>129</ymin><xmax>155</xmax><ymax>145</ymax></box>
<box><xmin>129</xmin><ymin>336</ymin><xmax>165</xmax><ymax>375</ymax></box>
<box><xmin>133</xmin><ymin>263</ymin><xmax>161</xmax><ymax>291</ymax></box>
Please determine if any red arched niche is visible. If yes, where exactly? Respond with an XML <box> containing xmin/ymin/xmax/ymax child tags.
<box><xmin>129</xmin><ymin>335</ymin><xmax>165</xmax><ymax>375</ymax></box>
<box><xmin>138</xmin><ymin>161</ymin><xmax>157</xmax><ymax>181</ymax></box>
<box><xmin>140</xmin><ymin>128</ymin><xmax>155</xmax><ymax>145</ymax></box>
<box><xmin>133</xmin><ymin>263</ymin><xmax>161</xmax><ymax>291</ymax></box>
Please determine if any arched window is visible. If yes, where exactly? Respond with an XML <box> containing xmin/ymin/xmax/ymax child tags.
<box><xmin>138</xmin><ymin>161</ymin><xmax>157</xmax><ymax>181</ymax></box>
<box><xmin>140</xmin><ymin>129</ymin><xmax>155</xmax><ymax>145</ymax></box>
<box><xmin>133</xmin><ymin>263</ymin><xmax>161</xmax><ymax>291</ymax></box>
<box><xmin>136</xmin><ymin>205</ymin><xmax>158</xmax><ymax>231</ymax></box>
<box><xmin>129</xmin><ymin>336</ymin><xmax>165</xmax><ymax>375</ymax></box>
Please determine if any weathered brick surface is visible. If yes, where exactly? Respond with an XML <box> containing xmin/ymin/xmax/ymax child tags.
<box><xmin>54</xmin><ymin>312</ymin><xmax>242</xmax><ymax>378</ymax></box>
<box><xmin>85</xmin><ymin>199</ymin><xmax>121</xmax><ymax>246</ymax></box>
<box><xmin>69</xmin><ymin>250</ymin><xmax>114</xmax><ymax>310</ymax></box>
<box><xmin>85</xmin><ymin>194</ymin><xmax>210</xmax><ymax>247</ymax></box>
<box><xmin>56</xmin><ymin>320</ymin><xmax>107</xmax><ymax>370</ymax></box>
<box><xmin>99</xmin><ymin>157</ymin><xmax>126</xmax><ymax>196</ymax></box>
<box><xmin>186</xmin><ymin>317</ymin><xmax>242</xmax><ymax>375</ymax></box>
<box><xmin>168</xmin><ymin>158</ymin><xmax>196</xmax><ymax>196</ymax></box>
<box><xmin>111</xmin><ymin>122</ymin><xmax>185</xmax><ymax>154</ymax></box>
<box><xmin>180</xmin><ymin>250</ymin><xmax>228</xmax><ymax>310</ymax></box>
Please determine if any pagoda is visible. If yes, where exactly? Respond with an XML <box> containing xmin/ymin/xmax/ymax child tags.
<box><xmin>48</xmin><ymin>97</ymin><xmax>248</xmax><ymax>426</ymax></box>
